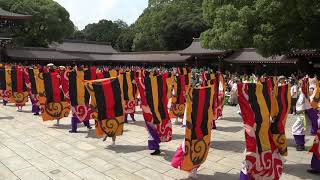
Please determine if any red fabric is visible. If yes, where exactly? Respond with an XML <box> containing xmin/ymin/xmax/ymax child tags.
<box><xmin>237</xmin><ymin>84</ymin><xmax>257</xmax><ymax>151</ymax></box>
<box><xmin>162</xmin><ymin>73</ymin><xmax>169</xmax><ymax>120</ymax></box>
<box><xmin>60</xmin><ymin>70</ymin><xmax>69</xmax><ymax>103</ymax></box>
<box><xmin>179</xmin><ymin>75</ymin><xmax>186</xmax><ymax>103</ymax></box>
<box><xmin>90</xmin><ymin>66</ymin><xmax>97</xmax><ymax>80</ymax></box>
<box><xmin>195</xmin><ymin>89</ymin><xmax>205</xmax><ymax>139</ymax></box>
<box><xmin>135</xmin><ymin>73</ymin><xmax>153</xmax><ymax>122</ymax></box>
<box><xmin>171</xmin><ymin>145</ymin><xmax>184</xmax><ymax>169</ymax></box>
<box><xmin>301</xmin><ymin>79</ymin><xmax>308</xmax><ymax>97</ymax></box>
<box><xmin>51</xmin><ymin>72</ymin><xmax>61</xmax><ymax>102</ymax></box>
<box><xmin>213</xmin><ymin>73</ymin><xmax>219</xmax><ymax>120</ymax></box>
<box><xmin>17</xmin><ymin>67</ymin><xmax>23</xmax><ymax>92</ymax></box>
<box><xmin>24</xmin><ymin>68</ymin><xmax>31</xmax><ymax>93</ymax></box>
<box><xmin>201</xmin><ymin>72</ymin><xmax>206</xmax><ymax>87</ymax></box>
<box><xmin>266</xmin><ymin>78</ymin><xmax>273</xmax><ymax>102</ymax></box>
<box><xmin>96</xmin><ymin>72</ymin><xmax>104</xmax><ymax>79</ymax></box>
<box><xmin>310</xmin><ymin>130</ymin><xmax>320</xmax><ymax>159</ymax></box>
<box><xmin>103</xmin><ymin>80</ymin><xmax>115</xmax><ymax>118</ymax></box>
<box><xmin>238</xmin><ymin>83</ymin><xmax>283</xmax><ymax>179</ymax></box>
<box><xmin>278</xmin><ymin>86</ymin><xmax>286</xmax><ymax>133</ymax></box>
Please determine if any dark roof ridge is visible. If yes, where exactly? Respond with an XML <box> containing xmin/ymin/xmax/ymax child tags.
<box><xmin>117</xmin><ymin>51</ymin><xmax>180</xmax><ymax>54</ymax></box>
<box><xmin>0</xmin><ymin>7</ymin><xmax>32</xmax><ymax>20</ymax></box>
<box><xmin>6</xmin><ymin>47</ymin><xmax>57</xmax><ymax>51</ymax></box>
<box><xmin>62</xmin><ymin>39</ymin><xmax>111</xmax><ymax>45</ymax></box>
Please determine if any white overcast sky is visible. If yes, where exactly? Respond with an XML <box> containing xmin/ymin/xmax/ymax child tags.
<box><xmin>53</xmin><ymin>0</ymin><xmax>148</xmax><ymax>30</ymax></box>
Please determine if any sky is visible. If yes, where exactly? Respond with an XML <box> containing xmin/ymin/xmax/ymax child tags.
<box><xmin>53</xmin><ymin>0</ymin><xmax>148</xmax><ymax>30</ymax></box>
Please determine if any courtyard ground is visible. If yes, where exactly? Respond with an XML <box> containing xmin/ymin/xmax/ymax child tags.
<box><xmin>0</xmin><ymin>103</ymin><xmax>318</xmax><ymax>180</ymax></box>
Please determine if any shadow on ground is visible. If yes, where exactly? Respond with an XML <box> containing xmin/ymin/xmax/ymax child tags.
<box><xmin>160</xmin><ymin>149</ymin><xmax>176</xmax><ymax>162</ymax></box>
<box><xmin>173</xmin><ymin>133</ymin><xmax>185</xmax><ymax>140</ymax></box>
<box><xmin>284</xmin><ymin>163</ymin><xmax>319</xmax><ymax>179</ymax></box>
<box><xmin>17</xmin><ymin>110</ymin><xmax>32</xmax><ymax>113</ymax></box>
<box><xmin>180</xmin><ymin>171</ymin><xmax>238</xmax><ymax>180</ymax></box>
<box><xmin>214</xmin><ymin>126</ymin><xmax>243</xmax><ymax>133</ymax></box>
<box><xmin>211</xmin><ymin>140</ymin><xmax>245</xmax><ymax>153</ymax></box>
<box><xmin>107</xmin><ymin>144</ymin><xmax>146</xmax><ymax>153</ymax></box>
<box><xmin>48</xmin><ymin>124</ymin><xmax>74</xmax><ymax>130</ymax></box>
<box><xmin>220</xmin><ymin>116</ymin><xmax>242</xmax><ymax>122</ymax></box>
<box><xmin>129</xmin><ymin>120</ymin><xmax>145</xmax><ymax>128</ymax></box>
<box><xmin>0</xmin><ymin>116</ymin><xmax>14</xmax><ymax>120</ymax></box>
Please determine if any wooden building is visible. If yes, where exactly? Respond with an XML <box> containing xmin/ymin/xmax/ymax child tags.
<box><xmin>1</xmin><ymin>37</ymin><xmax>319</xmax><ymax>75</ymax></box>
<box><xmin>0</xmin><ymin>7</ymin><xmax>31</xmax><ymax>62</ymax></box>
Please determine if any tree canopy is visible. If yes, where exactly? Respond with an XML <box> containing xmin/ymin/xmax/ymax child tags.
<box><xmin>132</xmin><ymin>0</ymin><xmax>207</xmax><ymax>51</ymax></box>
<box><xmin>76</xmin><ymin>19</ymin><xmax>128</xmax><ymax>47</ymax></box>
<box><xmin>200</xmin><ymin>0</ymin><xmax>320</xmax><ymax>56</ymax></box>
<box><xmin>0</xmin><ymin>0</ymin><xmax>74</xmax><ymax>47</ymax></box>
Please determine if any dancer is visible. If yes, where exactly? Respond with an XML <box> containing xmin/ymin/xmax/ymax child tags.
<box><xmin>85</xmin><ymin>76</ymin><xmax>125</xmax><ymax>148</ymax></box>
<box><xmin>40</xmin><ymin>64</ymin><xmax>70</xmax><ymax>123</ymax></box>
<box><xmin>292</xmin><ymin>78</ymin><xmax>319</xmax><ymax>151</ymax></box>
<box><xmin>25</xmin><ymin>66</ymin><xmax>41</xmax><ymax>115</ymax></box>
<box><xmin>68</xmin><ymin>67</ymin><xmax>93</xmax><ymax>133</ymax></box>
<box><xmin>136</xmin><ymin>70</ymin><xmax>172</xmax><ymax>155</ymax></box>
<box><xmin>122</xmin><ymin>71</ymin><xmax>137</xmax><ymax>123</ymax></box>
<box><xmin>10</xmin><ymin>65</ymin><xmax>29</xmax><ymax>112</ymax></box>
<box><xmin>172</xmin><ymin>82</ymin><xmax>215</xmax><ymax>179</ymax></box>
<box><xmin>238</xmin><ymin>83</ymin><xmax>283</xmax><ymax>179</ymax></box>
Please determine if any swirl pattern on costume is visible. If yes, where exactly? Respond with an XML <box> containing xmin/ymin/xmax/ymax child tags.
<box><xmin>100</xmin><ymin>117</ymin><xmax>124</xmax><ymax>137</ymax></box>
<box><xmin>42</xmin><ymin>102</ymin><xmax>70</xmax><ymax>121</ymax></box>
<box><xmin>125</xmin><ymin>100</ymin><xmax>136</xmax><ymax>114</ymax></box>
<box><xmin>72</xmin><ymin>104</ymin><xmax>93</xmax><ymax>122</ymax></box>
<box><xmin>156</xmin><ymin>118</ymin><xmax>172</xmax><ymax>142</ymax></box>
<box><xmin>13</xmin><ymin>92</ymin><xmax>29</xmax><ymax>105</ymax></box>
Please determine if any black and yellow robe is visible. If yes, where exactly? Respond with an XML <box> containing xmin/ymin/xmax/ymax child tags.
<box><xmin>122</xmin><ymin>71</ymin><xmax>138</xmax><ymax>114</ymax></box>
<box><xmin>41</xmin><ymin>71</ymin><xmax>70</xmax><ymax>121</ymax></box>
<box><xmin>171</xmin><ymin>84</ymin><xmax>215</xmax><ymax>172</ymax></box>
<box><xmin>85</xmin><ymin>76</ymin><xmax>125</xmax><ymax>137</ymax></box>
<box><xmin>237</xmin><ymin>83</ymin><xmax>283</xmax><ymax>179</ymax></box>
<box><xmin>11</xmin><ymin>66</ymin><xmax>29</xmax><ymax>106</ymax></box>
<box><xmin>69</xmin><ymin>69</ymin><xmax>94</xmax><ymax>121</ymax></box>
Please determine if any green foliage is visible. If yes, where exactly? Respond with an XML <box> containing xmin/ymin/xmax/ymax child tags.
<box><xmin>71</xmin><ymin>19</ymin><xmax>128</xmax><ymax>49</ymax></box>
<box><xmin>201</xmin><ymin>0</ymin><xmax>320</xmax><ymax>56</ymax></box>
<box><xmin>116</xmin><ymin>26</ymin><xmax>135</xmax><ymax>52</ymax></box>
<box><xmin>0</xmin><ymin>0</ymin><xmax>74</xmax><ymax>47</ymax></box>
<box><xmin>132</xmin><ymin>0</ymin><xmax>207</xmax><ymax>51</ymax></box>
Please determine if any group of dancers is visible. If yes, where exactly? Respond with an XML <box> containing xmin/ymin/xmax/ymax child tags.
<box><xmin>0</xmin><ymin>62</ymin><xmax>319</xmax><ymax>179</ymax></box>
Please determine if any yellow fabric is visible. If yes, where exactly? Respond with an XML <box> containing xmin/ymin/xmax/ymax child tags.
<box><xmin>169</xmin><ymin>75</ymin><xmax>185</xmax><ymax>118</ymax></box>
<box><xmin>35</xmin><ymin>70</ymin><xmax>46</xmax><ymax>106</ymax></box>
<box><xmin>273</xmin><ymin>84</ymin><xmax>291</xmax><ymax>156</ymax></box>
<box><xmin>256</xmin><ymin>83</ymin><xmax>272</xmax><ymax>152</ymax></box>
<box><xmin>181</xmin><ymin>85</ymin><xmax>214</xmax><ymax>171</ymax></box>
<box><xmin>270</xmin><ymin>79</ymin><xmax>279</xmax><ymax>119</ymax></box>
<box><xmin>109</xmin><ymin>69</ymin><xmax>117</xmax><ymax>77</ymax></box>
<box><xmin>13</xmin><ymin>92</ymin><xmax>29</xmax><ymax>105</ymax></box>
<box><xmin>76</xmin><ymin>71</ymin><xmax>85</xmax><ymax>105</ymax></box>
<box><xmin>150</xmin><ymin>75</ymin><xmax>161</xmax><ymax>121</ymax></box>
<box><xmin>41</xmin><ymin>102</ymin><xmax>70</xmax><ymax>121</ymax></box>
<box><xmin>5</xmin><ymin>68</ymin><xmax>14</xmax><ymax>103</ymax></box>
<box><xmin>125</xmin><ymin>72</ymin><xmax>134</xmax><ymax>101</ymax></box>
<box><xmin>84</xmin><ymin>76</ymin><xmax>125</xmax><ymax>137</ymax></box>
<box><xmin>166</xmin><ymin>73</ymin><xmax>173</xmax><ymax>99</ymax></box>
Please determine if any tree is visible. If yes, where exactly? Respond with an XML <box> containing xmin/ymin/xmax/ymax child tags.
<box><xmin>201</xmin><ymin>0</ymin><xmax>320</xmax><ymax>56</ymax></box>
<box><xmin>132</xmin><ymin>0</ymin><xmax>207</xmax><ymax>51</ymax></box>
<box><xmin>81</xmin><ymin>19</ymin><xmax>128</xmax><ymax>47</ymax></box>
<box><xmin>116</xmin><ymin>26</ymin><xmax>135</xmax><ymax>52</ymax></box>
<box><xmin>0</xmin><ymin>0</ymin><xmax>75</xmax><ymax>47</ymax></box>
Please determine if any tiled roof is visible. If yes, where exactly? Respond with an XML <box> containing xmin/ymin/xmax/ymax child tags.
<box><xmin>50</xmin><ymin>40</ymin><xmax>117</xmax><ymax>54</ymax></box>
<box><xmin>224</xmin><ymin>48</ymin><xmax>298</xmax><ymax>64</ymax></box>
<box><xmin>0</xmin><ymin>8</ymin><xmax>32</xmax><ymax>20</ymax></box>
<box><xmin>66</xmin><ymin>51</ymin><xmax>190</xmax><ymax>63</ymax></box>
<box><xmin>5</xmin><ymin>47</ymin><xmax>81</xmax><ymax>61</ymax></box>
<box><xmin>179</xmin><ymin>38</ymin><xmax>225</xmax><ymax>56</ymax></box>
